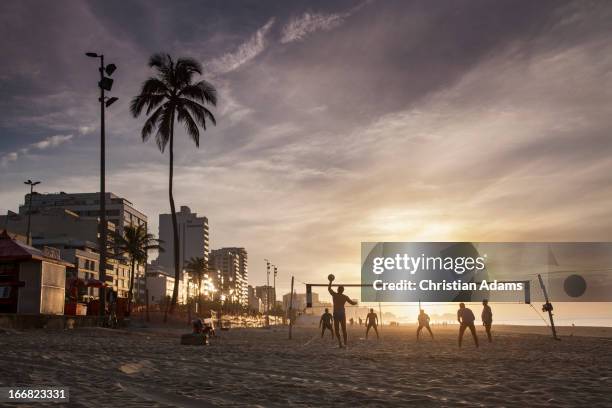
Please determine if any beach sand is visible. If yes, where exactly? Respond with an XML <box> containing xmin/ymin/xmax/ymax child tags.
<box><xmin>1</xmin><ymin>323</ymin><xmax>611</xmax><ymax>407</ymax></box>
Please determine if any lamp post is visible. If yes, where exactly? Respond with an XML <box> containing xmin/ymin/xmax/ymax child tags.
<box><xmin>85</xmin><ymin>52</ymin><xmax>118</xmax><ymax>319</ymax></box>
<box><xmin>23</xmin><ymin>179</ymin><xmax>40</xmax><ymax>245</ymax></box>
<box><xmin>265</xmin><ymin>259</ymin><xmax>270</xmax><ymax>327</ymax></box>
<box><xmin>272</xmin><ymin>265</ymin><xmax>277</xmax><ymax>324</ymax></box>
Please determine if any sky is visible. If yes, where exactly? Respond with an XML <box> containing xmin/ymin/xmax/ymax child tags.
<box><xmin>1</xmin><ymin>0</ymin><xmax>612</xmax><ymax>323</ymax></box>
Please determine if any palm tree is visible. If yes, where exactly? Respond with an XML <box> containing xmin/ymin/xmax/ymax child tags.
<box><xmin>131</xmin><ymin>53</ymin><xmax>217</xmax><ymax>316</ymax></box>
<box><xmin>113</xmin><ymin>224</ymin><xmax>163</xmax><ymax>315</ymax></box>
<box><xmin>185</xmin><ymin>256</ymin><xmax>207</xmax><ymax>313</ymax></box>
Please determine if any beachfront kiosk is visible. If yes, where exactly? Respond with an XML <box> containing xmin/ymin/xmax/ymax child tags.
<box><xmin>0</xmin><ymin>231</ymin><xmax>69</xmax><ymax>315</ymax></box>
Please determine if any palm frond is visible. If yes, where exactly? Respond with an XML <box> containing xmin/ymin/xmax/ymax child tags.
<box><xmin>141</xmin><ymin>105</ymin><xmax>165</xmax><ymax>143</ymax></box>
<box><xmin>177</xmin><ymin>105</ymin><xmax>200</xmax><ymax>147</ymax></box>
<box><xmin>180</xmin><ymin>98</ymin><xmax>216</xmax><ymax>128</ymax></box>
<box><xmin>179</xmin><ymin>80</ymin><xmax>217</xmax><ymax>106</ymax></box>
<box><xmin>155</xmin><ymin>106</ymin><xmax>174</xmax><ymax>152</ymax></box>
<box><xmin>149</xmin><ymin>53</ymin><xmax>175</xmax><ymax>87</ymax></box>
<box><xmin>175</xmin><ymin>58</ymin><xmax>202</xmax><ymax>87</ymax></box>
<box><xmin>131</xmin><ymin>78</ymin><xmax>169</xmax><ymax>117</ymax></box>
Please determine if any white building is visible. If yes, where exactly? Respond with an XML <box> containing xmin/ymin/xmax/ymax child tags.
<box><xmin>145</xmin><ymin>264</ymin><xmax>199</xmax><ymax>306</ymax></box>
<box><xmin>156</xmin><ymin>206</ymin><xmax>209</xmax><ymax>274</ymax></box>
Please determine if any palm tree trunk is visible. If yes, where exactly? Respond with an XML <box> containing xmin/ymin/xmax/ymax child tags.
<box><xmin>198</xmin><ymin>276</ymin><xmax>202</xmax><ymax>315</ymax></box>
<box><xmin>127</xmin><ymin>258</ymin><xmax>135</xmax><ymax>316</ymax></box>
<box><xmin>144</xmin><ymin>254</ymin><xmax>150</xmax><ymax>322</ymax></box>
<box><xmin>168</xmin><ymin>111</ymin><xmax>181</xmax><ymax>318</ymax></box>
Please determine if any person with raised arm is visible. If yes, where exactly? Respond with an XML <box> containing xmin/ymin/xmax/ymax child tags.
<box><xmin>328</xmin><ymin>274</ymin><xmax>357</xmax><ymax>348</ymax></box>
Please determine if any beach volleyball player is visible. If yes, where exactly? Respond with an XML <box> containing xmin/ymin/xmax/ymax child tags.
<box><xmin>328</xmin><ymin>274</ymin><xmax>358</xmax><ymax>348</ymax></box>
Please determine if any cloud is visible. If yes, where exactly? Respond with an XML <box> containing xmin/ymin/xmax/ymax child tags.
<box><xmin>207</xmin><ymin>18</ymin><xmax>275</xmax><ymax>74</ymax></box>
<box><xmin>280</xmin><ymin>12</ymin><xmax>344</xmax><ymax>44</ymax></box>
<box><xmin>1</xmin><ymin>134</ymin><xmax>73</xmax><ymax>167</ymax></box>
<box><xmin>280</xmin><ymin>1</ymin><xmax>371</xmax><ymax>44</ymax></box>
<box><xmin>30</xmin><ymin>134</ymin><xmax>73</xmax><ymax>150</ymax></box>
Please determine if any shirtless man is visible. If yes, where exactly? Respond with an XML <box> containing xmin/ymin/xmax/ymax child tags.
<box><xmin>416</xmin><ymin>309</ymin><xmax>434</xmax><ymax>340</ymax></box>
<box><xmin>482</xmin><ymin>299</ymin><xmax>493</xmax><ymax>342</ymax></box>
<box><xmin>319</xmin><ymin>308</ymin><xmax>334</xmax><ymax>339</ymax></box>
<box><xmin>365</xmin><ymin>308</ymin><xmax>379</xmax><ymax>339</ymax></box>
<box><xmin>328</xmin><ymin>278</ymin><xmax>358</xmax><ymax>348</ymax></box>
<box><xmin>457</xmin><ymin>302</ymin><xmax>479</xmax><ymax>348</ymax></box>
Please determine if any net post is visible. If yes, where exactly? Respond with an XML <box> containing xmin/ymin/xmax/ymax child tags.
<box><xmin>306</xmin><ymin>284</ymin><xmax>312</xmax><ymax>308</ymax></box>
<box><xmin>524</xmin><ymin>280</ymin><xmax>531</xmax><ymax>304</ymax></box>
<box><xmin>289</xmin><ymin>276</ymin><xmax>294</xmax><ymax>340</ymax></box>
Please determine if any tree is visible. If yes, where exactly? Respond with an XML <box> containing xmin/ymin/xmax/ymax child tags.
<box><xmin>185</xmin><ymin>256</ymin><xmax>207</xmax><ymax>313</ymax></box>
<box><xmin>113</xmin><ymin>224</ymin><xmax>163</xmax><ymax>315</ymax></box>
<box><xmin>131</xmin><ymin>53</ymin><xmax>217</xmax><ymax>317</ymax></box>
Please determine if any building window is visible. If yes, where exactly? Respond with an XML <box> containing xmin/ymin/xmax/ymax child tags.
<box><xmin>0</xmin><ymin>286</ymin><xmax>11</xmax><ymax>299</ymax></box>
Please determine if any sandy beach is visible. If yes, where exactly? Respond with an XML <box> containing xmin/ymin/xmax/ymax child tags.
<box><xmin>1</xmin><ymin>323</ymin><xmax>611</xmax><ymax>407</ymax></box>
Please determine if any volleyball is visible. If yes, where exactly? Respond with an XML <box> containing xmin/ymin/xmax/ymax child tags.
<box><xmin>328</xmin><ymin>274</ymin><xmax>335</xmax><ymax>282</ymax></box>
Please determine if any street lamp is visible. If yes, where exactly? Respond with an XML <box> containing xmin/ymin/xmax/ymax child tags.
<box><xmin>85</xmin><ymin>51</ymin><xmax>118</xmax><ymax>319</ymax></box>
<box><xmin>23</xmin><ymin>179</ymin><xmax>40</xmax><ymax>245</ymax></box>
<box><xmin>264</xmin><ymin>259</ymin><xmax>271</xmax><ymax>326</ymax></box>
<box><xmin>272</xmin><ymin>265</ymin><xmax>278</xmax><ymax>324</ymax></box>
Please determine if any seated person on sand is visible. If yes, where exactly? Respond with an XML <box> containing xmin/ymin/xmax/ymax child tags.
<box><xmin>328</xmin><ymin>277</ymin><xmax>358</xmax><ymax>348</ymax></box>
<box><xmin>457</xmin><ymin>303</ymin><xmax>479</xmax><ymax>348</ymax></box>
<box><xmin>193</xmin><ymin>316</ymin><xmax>215</xmax><ymax>337</ymax></box>
<box><xmin>365</xmin><ymin>308</ymin><xmax>379</xmax><ymax>339</ymax></box>
<box><xmin>320</xmin><ymin>308</ymin><xmax>334</xmax><ymax>339</ymax></box>
<box><xmin>416</xmin><ymin>309</ymin><xmax>434</xmax><ymax>340</ymax></box>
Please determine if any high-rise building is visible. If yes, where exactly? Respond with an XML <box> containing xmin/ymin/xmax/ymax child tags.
<box><xmin>19</xmin><ymin>192</ymin><xmax>147</xmax><ymax>235</ymax></box>
<box><xmin>247</xmin><ymin>285</ymin><xmax>263</xmax><ymax>313</ymax></box>
<box><xmin>209</xmin><ymin>247</ymin><xmax>248</xmax><ymax>305</ymax></box>
<box><xmin>156</xmin><ymin>206</ymin><xmax>209</xmax><ymax>274</ymax></box>
<box><xmin>255</xmin><ymin>285</ymin><xmax>276</xmax><ymax>311</ymax></box>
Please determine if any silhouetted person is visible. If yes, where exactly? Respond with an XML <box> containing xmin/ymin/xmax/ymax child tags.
<box><xmin>359</xmin><ymin>317</ymin><xmax>363</xmax><ymax>326</ymax></box>
<box><xmin>328</xmin><ymin>279</ymin><xmax>357</xmax><ymax>348</ymax></box>
<box><xmin>481</xmin><ymin>299</ymin><xmax>493</xmax><ymax>342</ymax></box>
<box><xmin>416</xmin><ymin>309</ymin><xmax>434</xmax><ymax>340</ymax></box>
<box><xmin>320</xmin><ymin>308</ymin><xmax>334</xmax><ymax>339</ymax></box>
<box><xmin>457</xmin><ymin>303</ymin><xmax>479</xmax><ymax>348</ymax></box>
<box><xmin>349</xmin><ymin>317</ymin><xmax>354</xmax><ymax>326</ymax></box>
<box><xmin>365</xmin><ymin>308</ymin><xmax>379</xmax><ymax>339</ymax></box>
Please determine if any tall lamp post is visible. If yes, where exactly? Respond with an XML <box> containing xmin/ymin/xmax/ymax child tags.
<box><xmin>272</xmin><ymin>265</ymin><xmax>277</xmax><ymax>324</ymax></box>
<box><xmin>85</xmin><ymin>52</ymin><xmax>118</xmax><ymax>319</ymax></box>
<box><xmin>265</xmin><ymin>259</ymin><xmax>270</xmax><ymax>327</ymax></box>
<box><xmin>24</xmin><ymin>179</ymin><xmax>40</xmax><ymax>245</ymax></box>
